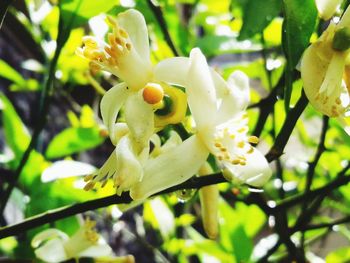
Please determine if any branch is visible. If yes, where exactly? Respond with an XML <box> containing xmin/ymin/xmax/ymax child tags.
<box><xmin>275</xmin><ymin>163</ymin><xmax>350</xmax><ymax>212</ymax></box>
<box><xmin>265</xmin><ymin>91</ymin><xmax>308</xmax><ymax>162</ymax></box>
<box><xmin>0</xmin><ymin>173</ymin><xmax>227</xmax><ymax>239</ymax></box>
<box><xmin>146</xmin><ymin>0</ymin><xmax>180</xmax><ymax>56</ymax></box>
<box><xmin>300</xmin><ymin>215</ymin><xmax>350</xmax><ymax>231</ymax></box>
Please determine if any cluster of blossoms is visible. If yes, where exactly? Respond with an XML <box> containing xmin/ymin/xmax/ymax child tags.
<box><xmin>31</xmin><ymin>218</ymin><xmax>134</xmax><ymax>262</ymax></box>
<box><xmin>301</xmin><ymin>1</ymin><xmax>350</xmax><ymax>127</ymax></box>
<box><xmin>76</xmin><ymin>9</ymin><xmax>272</xmax><ymax>202</ymax></box>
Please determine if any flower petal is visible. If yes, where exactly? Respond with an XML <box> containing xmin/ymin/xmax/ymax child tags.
<box><xmin>223</xmin><ymin>147</ymin><xmax>272</xmax><ymax>187</ymax></box>
<box><xmin>100</xmin><ymin>83</ymin><xmax>129</xmax><ymax>145</ymax></box>
<box><xmin>315</xmin><ymin>0</ymin><xmax>342</xmax><ymax>20</ymax></box>
<box><xmin>115</xmin><ymin>135</ymin><xmax>144</xmax><ymax>195</ymax></box>
<box><xmin>216</xmin><ymin>70</ymin><xmax>250</xmax><ymax>124</ymax></box>
<box><xmin>154</xmin><ymin>57</ymin><xmax>190</xmax><ymax>86</ymax></box>
<box><xmin>187</xmin><ymin>48</ymin><xmax>218</xmax><ymax>129</ymax></box>
<box><xmin>79</xmin><ymin>239</ymin><xmax>112</xmax><ymax>257</ymax></box>
<box><xmin>117</xmin><ymin>9</ymin><xmax>151</xmax><ymax>66</ymax></box>
<box><xmin>130</xmin><ymin>135</ymin><xmax>209</xmax><ymax>200</ymax></box>
<box><xmin>34</xmin><ymin>238</ymin><xmax>68</xmax><ymax>263</ymax></box>
<box><xmin>124</xmin><ymin>91</ymin><xmax>154</xmax><ymax>150</ymax></box>
<box><xmin>301</xmin><ymin>41</ymin><xmax>348</xmax><ymax>117</ymax></box>
<box><xmin>31</xmin><ymin>229</ymin><xmax>69</xmax><ymax>248</ymax></box>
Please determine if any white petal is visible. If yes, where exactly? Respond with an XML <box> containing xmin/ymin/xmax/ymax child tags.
<box><xmin>223</xmin><ymin>148</ymin><xmax>272</xmax><ymax>187</ymax></box>
<box><xmin>315</xmin><ymin>0</ymin><xmax>342</xmax><ymax>20</ymax></box>
<box><xmin>41</xmin><ymin>161</ymin><xmax>96</xmax><ymax>182</ymax></box>
<box><xmin>31</xmin><ymin>229</ymin><xmax>69</xmax><ymax>248</ymax></box>
<box><xmin>100</xmin><ymin>83</ymin><xmax>129</xmax><ymax>145</ymax></box>
<box><xmin>34</xmin><ymin>238</ymin><xmax>68</xmax><ymax>263</ymax></box>
<box><xmin>154</xmin><ymin>57</ymin><xmax>190</xmax><ymax>86</ymax></box>
<box><xmin>115</xmin><ymin>135</ymin><xmax>144</xmax><ymax>194</ymax></box>
<box><xmin>79</xmin><ymin>240</ymin><xmax>112</xmax><ymax>257</ymax></box>
<box><xmin>124</xmin><ymin>92</ymin><xmax>154</xmax><ymax>150</ymax></box>
<box><xmin>339</xmin><ymin>5</ymin><xmax>350</xmax><ymax>28</ymax></box>
<box><xmin>301</xmin><ymin>41</ymin><xmax>347</xmax><ymax>117</ymax></box>
<box><xmin>319</xmin><ymin>52</ymin><xmax>346</xmax><ymax>96</ymax></box>
<box><xmin>217</xmin><ymin>71</ymin><xmax>250</xmax><ymax>124</ymax></box>
<box><xmin>130</xmin><ymin>135</ymin><xmax>209</xmax><ymax>200</ymax></box>
<box><xmin>187</xmin><ymin>48</ymin><xmax>218</xmax><ymax>129</ymax></box>
<box><xmin>117</xmin><ymin>9</ymin><xmax>151</xmax><ymax>66</ymax></box>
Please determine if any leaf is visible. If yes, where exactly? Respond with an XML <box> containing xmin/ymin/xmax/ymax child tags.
<box><xmin>231</xmin><ymin>224</ymin><xmax>253</xmax><ymax>263</ymax></box>
<box><xmin>282</xmin><ymin>0</ymin><xmax>317</xmax><ymax>110</ymax></box>
<box><xmin>60</xmin><ymin>0</ymin><xmax>118</xmax><ymax>29</ymax></box>
<box><xmin>0</xmin><ymin>60</ymin><xmax>26</xmax><ymax>87</ymax></box>
<box><xmin>0</xmin><ymin>93</ymin><xmax>30</xmax><ymax>158</ymax></box>
<box><xmin>239</xmin><ymin>0</ymin><xmax>282</xmax><ymax>40</ymax></box>
<box><xmin>45</xmin><ymin>127</ymin><xmax>105</xmax><ymax>159</ymax></box>
<box><xmin>326</xmin><ymin>247</ymin><xmax>350</xmax><ymax>262</ymax></box>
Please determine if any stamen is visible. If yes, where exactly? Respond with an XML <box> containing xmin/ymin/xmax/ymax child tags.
<box><xmin>248</xmin><ymin>136</ymin><xmax>259</xmax><ymax>144</ymax></box>
<box><xmin>231</xmin><ymin>159</ymin><xmax>240</xmax><ymax>165</ymax></box>
<box><xmin>237</xmin><ymin>141</ymin><xmax>245</xmax><ymax>148</ymax></box>
<box><xmin>84</xmin><ymin>181</ymin><xmax>95</xmax><ymax>191</ymax></box>
<box><xmin>84</xmin><ymin>174</ymin><xmax>94</xmax><ymax>182</ymax></box>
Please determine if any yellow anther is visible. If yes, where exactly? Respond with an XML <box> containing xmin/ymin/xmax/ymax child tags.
<box><xmin>218</xmin><ymin>155</ymin><xmax>224</xmax><ymax>161</ymax></box>
<box><xmin>126</xmin><ymin>43</ymin><xmax>132</xmax><ymax>51</ymax></box>
<box><xmin>142</xmin><ymin>83</ymin><xmax>164</xmax><ymax>104</ymax></box>
<box><xmin>229</xmin><ymin>133</ymin><xmax>236</xmax><ymax>139</ymax></box>
<box><xmin>238</xmin><ymin>127</ymin><xmax>247</xmax><ymax>133</ymax></box>
<box><xmin>247</xmin><ymin>146</ymin><xmax>254</xmax><ymax>154</ymax></box>
<box><xmin>336</xmin><ymin>98</ymin><xmax>341</xmax><ymax>104</ymax></box>
<box><xmin>231</xmin><ymin>159</ymin><xmax>240</xmax><ymax>165</ymax></box>
<box><xmin>214</xmin><ymin>142</ymin><xmax>222</xmax><ymax>148</ymax></box>
<box><xmin>240</xmin><ymin>160</ymin><xmax>247</xmax><ymax>166</ymax></box>
<box><xmin>119</xmin><ymin>29</ymin><xmax>128</xmax><ymax>38</ymax></box>
<box><xmin>84</xmin><ymin>174</ymin><xmax>94</xmax><ymax>182</ymax></box>
<box><xmin>237</xmin><ymin>141</ymin><xmax>245</xmax><ymax>148</ymax></box>
<box><xmin>83</xmin><ymin>181</ymin><xmax>95</xmax><ymax>191</ymax></box>
<box><xmin>248</xmin><ymin>136</ymin><xmax>259</xmax><ymax>144</ymax></box>
<box><xmin>220</xmin><ymin>147</ymin><xmax>227</xmax><ymax>152</ymax></box>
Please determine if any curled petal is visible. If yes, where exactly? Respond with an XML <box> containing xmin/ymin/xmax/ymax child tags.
<box><xmin>154</xmin><ymin>57</ymin><xmax>190</xmax><ymax>86</ymax></box>
<box><xmin>187</xmin><ymin>48</ymin><xmax>218</xmax><ymax>129</ymax></box>
<box><xmin>125</xmin><ymin>92</ymin><xmax>154</xmax><ymax>150</ymax></box>
<box><xmin>79</xmin><ymin>240</ymin><xmax>112</xmax><ymax>258</ymax></box>
<box><xmin>117</xmin><ymin>9</ymin><xmax>151</xmax><ymax>67</ymax></box>
<box><xmin>301</xmin><ymin>42</ymin><xmax>348</xmax><ymax>117</ymax></box>
<box><xmin>32</xmin><ymin>229</ymin><xmax>69</xmax><ymax>248</ymax></box>
<box><xmin>130</xmin><ymin>135</ymin><xmax>209</xmax><ymax>200</ymax></box>
<box><xmin>34</xmin><ymin>238</ymin><xmax>68</xmax><ymax>263</ymax></box>
<box><xmin>115</xmin><ymin>136</ymin><xmax>144</xmax><ymax>195</ymax></box>
<box><xmin>100</xmin><ymin>83</ymin><xmax>129</xmax><ymax>145</ymax></box>
<box><xmin>217</xmin><ymin>71</ymin><xmax>250</xmax><ymax>124</ymax></box>
<box><xmin>223</xmin><ymin>147</ymin><xmax>272</xmax><ymax>187</ymax></box>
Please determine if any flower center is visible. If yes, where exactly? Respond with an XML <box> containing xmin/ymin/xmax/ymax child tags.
<box><xmin>211</xmin><ymin>116</ymin><xmax>258</xmax><ymax>166</ymax></box>
<box><xmin>142</xmin><ymin>83</ymin><xmax>164</xmax><ymax>104</ymax></box>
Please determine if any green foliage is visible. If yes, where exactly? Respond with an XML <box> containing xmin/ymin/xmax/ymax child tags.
<box><xmin>239</xmin><ymin>0</ymin><xmax>281</xmax><ymax>40</ymax></box>
<box><xmin>282</xmin><ymin>0</ymin><xmax>317</xmax><ymax>110</ymax></box>
<box><xmin>45</xmin><ymin>127</ymin><xmax>105</xmax><ymax>159</ymax></box>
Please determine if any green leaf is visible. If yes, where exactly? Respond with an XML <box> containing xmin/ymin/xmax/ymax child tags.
<box><xmin>326</xmin><ymin>247</ymin><xmax>350</xmax><ymax>262</ymax></box>
<box><xmin>0</xmin><ymin>60</ymin><xmax>26</xmax><ymax>87</ymax></box>
<box><xmin>239</xmin><ymin>0</ymin><xmax>282</xmax><ymax>40</ymax></box>
<box><xmin>60</xmin><ymin>0</ymin><xmax>118</xmax><ymax>29</ymax></box>
<box><xmin>282</xmin><ymin>0</ymin><xmax>317</xmax><ymax>110</ymax></box>
<box><xmin>45</xmin><ymin>127</ymin><xmax>105</xmax><ymax>159</ymax></box>
<box><xmin>0</xmin><ymin>93</ymin><xmax>30</xmax><ymax>158</ymax></box>
<box><xmin>231</xmin><ymin>224</ymin><xmax>253</xmax><ymax>263</ymax></box>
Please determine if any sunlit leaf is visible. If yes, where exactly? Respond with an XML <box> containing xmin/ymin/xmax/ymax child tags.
<box><xmin>239</xmin><ymin>0</ymin><xmax>281</xmax><ymax>40</ymax></box>
<box><xmin>45</xmin><ymin>127</ymin><xmax>105</xmax><ymax>159</ymax></box>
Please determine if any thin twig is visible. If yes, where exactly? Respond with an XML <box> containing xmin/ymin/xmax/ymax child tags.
<box><xmin>146</xmin><ymin>0</ymin><xmax>180</xmax><ymax>56</ymax></box>
<box><xmin>0</xmin><ymin>173</ymin><xmax>227</xmax><ymax>239</ymax></box>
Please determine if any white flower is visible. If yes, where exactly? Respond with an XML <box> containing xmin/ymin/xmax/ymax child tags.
<box><xmin>31</xmin><ymin>219</ymin><xmax>112</xmax><ymax>262</ymax></box>
<box><xmin>130</xmin><ymin>48</ymin><xmax>272</xmax><ymax>200</ymax></box>
<box><xmin>301</xmin><ymin>5</ymin><xmax>350</xmax><ymax>119</ymax></box>
<box><xmin>315</xmin><ymin>0</ymin><xmax>343</xmax><ymax>20</ymax></box>
<box><xmin>78</xmin><ymin>9</ymin><xmax>187</xmax><ymax>194</ymax></box>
